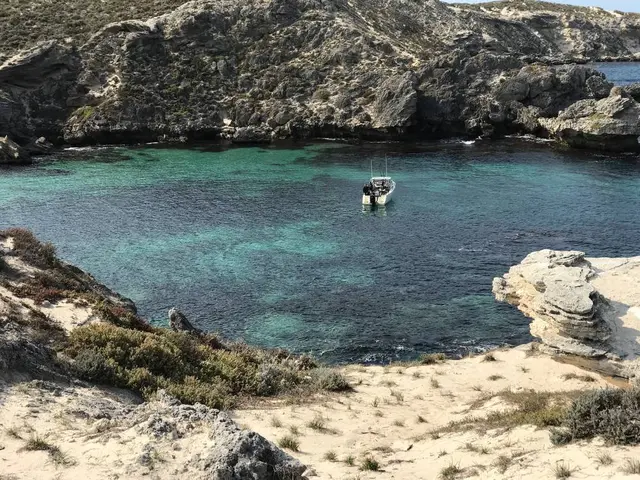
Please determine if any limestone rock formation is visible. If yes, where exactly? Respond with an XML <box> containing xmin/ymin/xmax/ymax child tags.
<box><xmin>539</xmin><ymin>88</ymin><xmax>640</xmax><ymax>151</ymax></box>
<box><xmin>494</xmin><ymin>250</ymin><xmax>640</xmax><ymax>377</ymax></box>
<box><xmin>0</xmin><ymin>136</ymin><xmax>30</xmax><ymax>165</ymax></box>
<box><xmin>493</xmin><ymin>250</ymin><xmax>611</xmax><ymax>358</ymax></box>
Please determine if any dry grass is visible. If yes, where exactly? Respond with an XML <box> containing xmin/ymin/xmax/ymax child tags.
<box><xmin>434</xmin><ymin>390</ymin><xmax>577</xmax><ymax>435</ymax></box>
<box><xmin>360</xmin><ymin>456</ymin><xmax>380</xmax><ymax>471</ymax></box>
<box><xmin>488</xmin><ymin>375</ymin><xmax>504</xmax><ymax>381</ymax></box>
<box><xmin>553</xmin><ymin>461</ymin><xmax>575</xmax><ymax>478</ymax></box>
<box><xmin>594</xmin><ymin>452</ymin><xmax>613</xmax><ymax>466</ymax></box>
<box><xmin>418</xmin><ymin>353</ymin><xmax>447</xmax><ymax>365</ymax></box>
<box><xmin>439</xmin><ymin>461</ymin><xmax>463</xmax><ymax>479</ymax></box>
<box><xmin>562</xmin><ymin>372</ymin><xmax>596</xmax><ymax>383</ymax></box>
<box><xmin>622</xmin><ymin>458</ymin><xmax>640</xmax><ymax>474</ymax></box>
<box><xmin>482</xmin><ymin>352</ymin><xmax>497</xmax><ymax>362</ymax></box>
<box><xmin>277</xmin><ymin>435</ymin><xmax>300</xmax><ymax>452</ymax></box>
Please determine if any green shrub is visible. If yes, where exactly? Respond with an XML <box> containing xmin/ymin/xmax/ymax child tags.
<box><xmin>311</xmin><ymin>368</ymin><xmax>351</xmax><ymax>392</ymax></box>
<box><xmin>553</xmin><ymin>389</ymin><xmax>640</xmax><ymax>446</ymax></box>
<box><xmin>1</xmin><ymin>228</ymin><xmax>58</xmax><ymax>269</ymax></box>
<box><xmin>419</xmin><ymin>353</ymin><xmax>446</xmax><ymax>365</ymax></box>
<box><xmin>63</xmin><ymin>322</ymin><xmax>340</xmax><ymax>409</ymax></box>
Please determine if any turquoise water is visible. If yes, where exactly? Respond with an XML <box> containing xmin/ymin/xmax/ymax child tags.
<box><xmin>2</xmin><ymin>141</ymin><xmax>640</xmax><ymax>363</ymax></box>
<box><xmin>593</xmin><ymin>62</ymin><xmax>640</xmax><ymax>85</ymax></box>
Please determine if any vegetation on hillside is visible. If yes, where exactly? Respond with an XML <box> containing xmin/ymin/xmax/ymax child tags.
<box><xmin>0</xmin><ymin>228</ymin><xmax>351</xmax><ymax>408</ymax></box>
<box><xmin>0</xmin><ymin>0</ymin><xmax>186</xmax><ymax>57</ymax></box>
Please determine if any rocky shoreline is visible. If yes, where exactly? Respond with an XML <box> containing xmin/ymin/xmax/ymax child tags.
<box><xmin>2</xmin><ymin>0</ymin><xmax>640</xmax><ymax>159</ymax></box>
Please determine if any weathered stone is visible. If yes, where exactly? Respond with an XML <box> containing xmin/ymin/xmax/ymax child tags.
<box><xmin>199</xmin><ymin>411</ymin><xmax>306</xmax><ymax>480</ymax></box>
<box><xmin>168</xmin><ymin>307</ymin><xmax>200</xmax><ymax>334</ymax></box>
<box><xmin>493</xmin><ymin>250</ymin><xmax>640</xmax><ymax>372</ymax></box>
<box><xmin>0</xmin><ymin>136</ymin><xmax>30</xmax><ymax>165</ymax></box>
<box><xmin>539</xmin><ymin>94</ymin><xmax>640</xmax><ymax>151</ymax></box>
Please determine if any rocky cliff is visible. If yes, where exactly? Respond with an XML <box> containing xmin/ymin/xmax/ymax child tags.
<box><xmin>493</xmin><ymin>249</ymin><xmax>640</xmax><ymax>381</ymax></box>
<box><xmin>453</xmin><ymin>0</ymin><xmax>640</xmax><ymax>61</ymax></box>
<box><xmin>0</xmin><ymin>0</ymin><xmax>631</xmax><ymax>148</ymax></box>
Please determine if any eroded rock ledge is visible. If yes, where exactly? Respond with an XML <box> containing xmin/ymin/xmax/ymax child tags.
<box><xmin>493</xmin><ymin>249</ymin><xmax>640</xmax><ymax>379</ymax></box>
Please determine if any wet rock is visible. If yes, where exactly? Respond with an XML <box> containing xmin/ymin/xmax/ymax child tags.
<box><xmin>0</xmin><ymin>136</ymin><xmax>30</xmax><ymax>165</ymax></box>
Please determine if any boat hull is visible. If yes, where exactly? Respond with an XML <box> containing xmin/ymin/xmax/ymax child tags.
<box><xmin>362</xmin><ymin>182</ymin><xmax>395</xmax><ymax>206</ymax></box>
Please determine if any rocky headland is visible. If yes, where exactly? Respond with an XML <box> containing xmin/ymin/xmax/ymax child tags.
<box><xmin>1</xmin><ymin>0</ymin><xmax>640</xmax><ymax>151</ymax></box>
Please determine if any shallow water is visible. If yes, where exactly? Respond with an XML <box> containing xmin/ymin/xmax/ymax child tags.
<box><xmin>2</xmin><ymin>140</ymin><xmax>640</xmax><ymax>363</ymax></box>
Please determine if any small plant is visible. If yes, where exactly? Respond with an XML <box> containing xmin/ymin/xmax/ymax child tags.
<box><xmin>278</xmin><ymin>435</ymin><xmax>300</xmax><ymax>452</ymax></box>
<box><xmin>464</xmin><ymin>442</ymin><xmax>478</xmax><ymax>452</ymax></box>
<box><xmin>439</xmin><ymin>461</ymin><xmax>462</xmax><ymax>479</ymax></box>
<box><xmin>360</xmin><ymin>456</ymin><xmax>380</xmax><ymax>471</ymax></box>
<box><xmin>412</xmin><ymin>371</ymin><xmax>422</xmax><ymax>379</ymax></box>
<box><xmin>345</xmin><ymin>455</ymin><xmax>356</xmax><ymax>466</ymax></box>
<box><xmin>431</xmin><ymin>432</ymin><xmax>441</xmax><ymax>440</ymax></box>
<box><xmin>393</xmin><ymin>419</ymin><xmax>405</xmax><ymax>427</ymax></box>
<box><xmin>374</xmin><ymin>410</ymin><xmax>384</xmax><ymax>417</ymax></box>
<box><xmin>5</xmin><ymin>427</ymin><xmax>21</xmax><ymax>439</ymax></box>
<box><xmin>431</xmin><ymin>378</ymin><xmax>440</xmax><ymax>388</ymax></box>
<box><xmin>495</xmin><ymin>455</ymin><xmax>511</xmax><ymax>474</ymax></box>
<box><xmin>372</xmin><ymin>397</ymin><xmax>380</xmax><ymax>407</ymax></box>
<box><xmin>324</xmin><ymin>450</ymin><xmax>337</xmax><ymax>462</ymax></box>
<box><xmin>472</xmin><ymin>385</ymin><xmax>482</xmax><ymax>392</ymax></box>
<box><xmin>288</xmin><ymin>425</ymin><xmax>300</xmax><ymax>435</ymax></box>
<box><xmin>390</xmin><ymin>390</ymin><xmax>404</xmax><ymax>403</ymax></box>
<box><xmin>487</xmin><ymin>375</ymin><xmax>504</xmax><ymax>381</ymax></box>
<box><xmin>483</xmin><ymin>352</ymin><xmax>497</xmax><ymax>362</ymax></box>
<box><xmin>562</xmin><ymin>373</ymin><xmax>595</xmax><ymax>383</ymax></box>
<box><xmin>24</xmin><ymin>435</ymin><xmax>52</xmax><ymax>451</ymax></box>
<box><xmin>416</xmin><ymin>415</ymin><xmax>427</xmax><ymax>423</ymax></box>
<box><xmin>594</xmin><ymin>452</ymin><xmax>613</xmax><ymax>466</ymax></box>
<box><xmin>419</xmin><ymin>353</ymin><xmax>446</xmax><ymax>365</ymax></box>
<box><xmin>381</xmin><ymin>380</ymin><xmax>397</xmax><ymax>388</ymax></box>
<box><xmin>271</xmin><ymin>416</ymin><xmax>283</xmax><ymax>428</ymax></box>
<box><xmin>623</xmin><ymin>458</ymin><xmax>640</xmax><ymax>474</ymax></box>
<box><xmin>553</xmin><ymin>461</ymin><xmax>575</xmax><ymax>478</ymax></box>
<box><xmin>437</xmin><ymin>449</ymin><xmax>448</xmax><ymax>457</ymax></box>
<box><xmin>306</xmin><ymin>415</ymin><xmax>326</xmax><ymax>431</ymax></box>
<box><xmin>520</xmin><ymin>366</ymin><xmax>530</xmax><ymax>373</ymax></box>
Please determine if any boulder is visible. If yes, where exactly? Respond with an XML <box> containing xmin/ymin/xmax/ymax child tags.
<box><xmin>168</xmin><ymin>307</ymin><xmax>200</xmax><ymax>334</ymax></box>
<box><xmin>539</xmin><ymin>89</ymin><xmax>640</xmax><ymax>151</ymax></box>
<box><xmin>0</xmin><ymin>136</ymin><xmax>30</xmax><ymax>165</ymax></box>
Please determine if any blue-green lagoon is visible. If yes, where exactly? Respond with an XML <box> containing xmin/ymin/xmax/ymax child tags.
<box><xmin>2</xmin><ymin>140</ymin><xmax>640</xmax><ymax>363</ymax></box>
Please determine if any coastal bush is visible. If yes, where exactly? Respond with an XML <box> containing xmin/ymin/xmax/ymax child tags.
<box><xmin>1</xmin><ymin>0</ymin><xmax>188</xmax><ymax>56</ymax></box>
<box><xmin>63</xmin><ymin>322</ymin><xmax>346</xmax><ymax>409</ymax></box>
<box><xmin>551</xmin><ymin>389</ymin><xmax>640</xmax><ymax>446</ymax></box>
<box><xmin>1</xmin><ymin>228</ymin><xmax>58</xmax><ymax>269</ymax></box>
<box><xmin>419</xmin><ymin>353</ymin><xmax>447</xmax><ymax>365</ymax></box>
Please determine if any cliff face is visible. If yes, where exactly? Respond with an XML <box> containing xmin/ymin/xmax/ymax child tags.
<box><xmin>452</xmin><ymin>0</ymin><xmax>640</xmax><ymax>61</ymax></box>
<box><xmin>0</xmin><ymin>0</ymin><xmax>620</xmax><ymax>146</ymax></box>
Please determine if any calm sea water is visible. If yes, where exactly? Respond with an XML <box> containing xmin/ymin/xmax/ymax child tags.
<box><xmin>593</xmin><ymin>62</ymin><xmax>640</xmax><ymax>85</ymax></box>
<box><xmin>1</xmin><ymin>140</ymin><xmax>640</xmax><ymax>363</ymax></box>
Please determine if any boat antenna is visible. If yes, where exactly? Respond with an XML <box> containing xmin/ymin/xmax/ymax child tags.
<box><xmin>385</xmin><ymin>155</ymin><xmax>388</xmax><ymax>177</ymax></box>
<box><xmin>370</xmin><ymin>159</ymin><xmax>373</xmax><ymax>179</ymax></box>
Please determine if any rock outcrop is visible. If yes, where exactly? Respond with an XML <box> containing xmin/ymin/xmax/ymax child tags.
<box><xmin>540</xmin><ymin>88</ymin><xmax>640</xmax><ymax>150</ymax></box>
<box><xmin>0</xmin><ymin>136</ymin><xmax>30</xmax><ymax>165</ymax></box>
<box><xmin>0</xmin><ymin>0</ymin><xmax>622</xmax><ymax>148</ymax></box>
<box><xmin>453</xmin><ymin>0</ymin><xmax>640</xmax><ymax>62</ymax></box>
<box><xmin>494</xmin><ymin>250</ymin><xmax>640</xmax><ymax>379</ymax></box>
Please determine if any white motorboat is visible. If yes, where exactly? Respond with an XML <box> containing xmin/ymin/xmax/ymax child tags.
<box><xmin>362</xmin><ymin>158</ymin><xmax>395</xmax><ymax>206</ymax></box>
